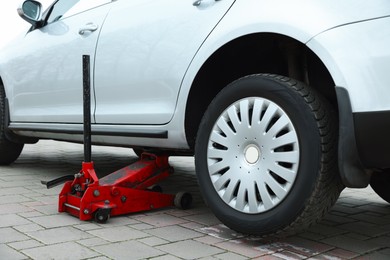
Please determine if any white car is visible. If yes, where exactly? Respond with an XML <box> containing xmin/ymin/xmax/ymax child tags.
<box><xmin>1</xmin><ymin>0</ymin><xmax>390</xmax><ymax>236</ymax></box>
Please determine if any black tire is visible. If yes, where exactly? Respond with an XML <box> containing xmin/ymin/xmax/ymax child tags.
<box><xmin>0</xmin><ymin>84</ymin><xmax>24</xmax><ymax>165</ymax></box>
<box><xmin>174</xmin><ymin>191</ymin><xmax>193</xmax><ymax>210</ymax></box>
<box><xmin>370</xmin><ymin>171</ymin><xmax>390</xmax><ymax>203</ymax></box>
<box><xmin>94</xmin><ymin>208</ymin><xmax>111</xmax><ymax>223</ymax></box>
<box><xmin>195</xmin><ymin>74</ymin><xmax>342</xmax><ymax>236</ymax></box>
<box><xmin>149</xmin><ymin>184</ymin><xmax>163</xmax><ymax>193</ymax></box>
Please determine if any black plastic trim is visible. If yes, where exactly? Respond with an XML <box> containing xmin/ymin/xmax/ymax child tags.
<box><xmin>354</xmin><ymin>111</ymin><xmax>390</xmax><ymax>168</ymax></box>
<box><xmin>335</xmin><ymin>87</ymin><xmax>369</xmax><ymax>188</ymax></box>
<box><xmin>92</xmin><ymin>129</ymin><xmax>168</xmax><ymax>138</ymax></box>
<box><xmin>8</xmin><ymin>124</ymin><xmax>168</xmax><ymax>139</ymax></box>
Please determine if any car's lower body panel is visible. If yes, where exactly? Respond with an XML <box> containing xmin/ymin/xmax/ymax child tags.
<box><xmin>7</xmin><ymin>122</ymin><xmax>190</xmax><ymax>150</ymax></box>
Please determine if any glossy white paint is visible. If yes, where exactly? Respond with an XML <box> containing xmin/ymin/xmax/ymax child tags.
<box><xmin>307</xmin><ymin>17</ymin><xmax>390</xmax><ymax>113</ymax></box>
<box><xmin>1</xmin><ymin>1</ymin><xmax>113</xmax><ymax>123</ymax></box>
<box><xmin>93</xmin><ymin>0</ymin><xmax>234</xmax><ymax>124</ymax></box>
<box><xmin>178</xmin><ymin>0</ymin><xmax>390</xmax><ymax>118</ymax></box>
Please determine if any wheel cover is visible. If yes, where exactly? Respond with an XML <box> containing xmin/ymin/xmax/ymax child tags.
<box><xmin>207</xmin><ymin>97</ymin><xmax>300</xmax><ymax>214</ymax></box>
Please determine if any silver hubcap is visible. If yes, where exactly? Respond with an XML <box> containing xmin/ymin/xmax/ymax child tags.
<box><xmin>207</xmin><ymin>97</ymin><xmax>300</xmax><ymax>214</ymax></box>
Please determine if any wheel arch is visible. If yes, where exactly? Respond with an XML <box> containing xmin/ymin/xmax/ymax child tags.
<box><xmin>0</xmin><ymin>76</ymin><xmax>38</xmax><ymax>145</ymax></box>
<box><xmin>185</xmin><ymin>33</ymin><xmax>337</xmax><ymax>147</ymax></box>
<box><xmin>184</xmin><ymin>32</ymin><xmax>369</xmax><ymax>188</ymax></box>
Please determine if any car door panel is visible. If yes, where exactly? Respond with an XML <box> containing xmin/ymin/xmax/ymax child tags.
<box><xmin>94</xmin><ymin>0</ymin><xmax>235</xmax><ymax>125</ymax></box>
<box><xmin>7</xmin><ymin>2</ymin><xmax>112</xmax><ymax>123</ymax></box>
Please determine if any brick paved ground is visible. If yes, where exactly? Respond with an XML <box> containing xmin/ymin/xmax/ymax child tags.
<box><xmin>1</xmin><ymin>140</ymin><xmax>390</xmax><ymax>259</ymax></box>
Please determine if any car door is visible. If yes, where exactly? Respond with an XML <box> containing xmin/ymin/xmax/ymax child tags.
<box><xmin>8</xmin><ymin>0</ymin><xmax>112</xmax><ymax>123</ymax></box>
<box><xmin>94</xmin><ymin>0</ymin><xmax>235</xmax><ymax>125</ymax></box>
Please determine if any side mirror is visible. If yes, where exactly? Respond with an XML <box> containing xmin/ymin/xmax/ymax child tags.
<box><xmin>17</xmin><ymin>0</ymin><xmax>43</xmax><ymax>27</ymax></box>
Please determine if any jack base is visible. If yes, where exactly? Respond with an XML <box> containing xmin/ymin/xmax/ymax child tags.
<box><xmin>51</xmin><ymin>154</ymin><xmax>191</xmax><ymax>222</ymax></box>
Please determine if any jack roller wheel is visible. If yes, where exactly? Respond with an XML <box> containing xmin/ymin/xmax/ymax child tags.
<box><xmin>94</xmin><ymin>208</ymin><xmax>111</xmax><ymax>223</ymax></box>
<box><xmin>149</xmin><ymin>185</ymin><xmax>163</xmax><ymax>193</ymax></box>
<box><xmin>174</xmin><ymin>191</ymin><xmax>193</xmax><ymax>210</ymax></box>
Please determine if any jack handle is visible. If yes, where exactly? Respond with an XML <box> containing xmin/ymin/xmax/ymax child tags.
<box><xmin>41</xmin><ymin>175</ymin><xmax>75</xmax><ymax>189</ymax></box>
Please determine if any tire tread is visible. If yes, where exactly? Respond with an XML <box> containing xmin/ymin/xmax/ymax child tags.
<box><xmin>260</xmin><ymin>74</ymin><xmax>343</xmax><ymax>237</ymax></box>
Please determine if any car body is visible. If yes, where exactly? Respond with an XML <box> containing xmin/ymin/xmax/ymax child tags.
<box><xmin>1</xmin><ymin>0</ymin><xmax>390</xmax><ymax>235</ymax></box>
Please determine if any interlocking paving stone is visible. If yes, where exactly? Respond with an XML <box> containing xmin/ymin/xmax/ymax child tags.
<box><xmin>297</xmin><ymin>231</ymin><xmax>326</xmax><ymax>241</ymax></box>
<box><xmin>337</xmin><ymin>221</ymin><xmax>388</xmax><ymax>237</ymax></box>
<box><xmin>87</xmin><ymin>257</ymin><xmax>111</xmax><ymax>260</ymax></box>
<box><xmin>321</xmin><ymin>234</ymin><xmax>382</xmax><ymax>254</ymax></box>
<box><xmin>131</xmin><ymin>223</ymin><xmax>155</xmax><ymax>230</ymax></box>
<box><xmin>0</xmin><ymin>203</ymin><xmax>33</xmax><ymax>214</ymax></box>
<box><xmin>367</xmin><ymin>235</ymin><xmax>390</xmax><ymax>247</ymax></box>
<box><xmin>183</xmin><ymin>212</ymin><xmax>221</xmax><ymax>226</ymax></box>
<box><xmin>322</xmin><ymin>213</ymin><xmax>357</xmax><ymax>225</ymax></box>
<box><xmin>0</xmin><ymin>214</ymin><xmax>30</xmax><ymax>227</ymax></box>
<box><xmin>356</xmin><ymin>204</ymin><xmax>390</xmax><ymax>215</ymax></box>
<box><xmin>0</xmin><ymin>140</ymin><xmax>390</xmax><ymax>259</ymax></box>
<box><xmin>215</xmin><ymin>238</ymin><xmax>282</xmax><ymax>258</ymax></box>
<box><xmin>13</xmin><ymin>223</ymin><xmax>44</xmax><ymax>233</ymax></box>
<box><xmin>77</xmin><ymin>237</ymin><xmax>110</xmax><ymax>247</ymax></box>
<box><xmin>17</xmin><ymin>211</ymin><xmax>45</xmax><ymax>219</ymax></box>
<box><xmin>149</xmin><ymin>255</ymin><xmax>182</xmax><ymax>260</ymax></box>
<box><xmin>133</xmin><ymin>213</ymin><xmax>189</xmax><ymax>227</ymax></box>
<box><xmin>378</xmin><ymin>248</ymin><xmax>390</xmax><ymax>255</ymax></box>
<box><xmin>73</xmin><ymin>223</ymin><xmax>102</xmax><ymax>231</ymax></box>
<box><xmin>195</xmin><ymin>235</ymin><xmax>226</xmax><ymax>245</ymax></box>
<box><xmin>253</xmin><ymin>256</ymin><xmax>284</xmax><ymax>260</ymax></box>
<box><xmin>97</xmin><ymin>216</ymin><xmax>140</xmax><ymax>227</ymax></box>
<box><xmin>0</xmin><ymin>227</ymin><xmax>29</xmax><ymax>243</ymax></box>
<box><xmin>8</xmin><ymin>239</ymin><xmax>44</xmax><ymax>251</ymax></box>
<box><xmin>87</xmin><ymin>226</ymin><xmax>150</xmax><ymax>242</ymax></box>
<box><xmin>315</xmin><ymin>248</ymin><xmax>359</xmax><ymax>259</ymax></box>
<box><xmin>138</xmin><ymin>236</ymin><xmax>169</xmax><ymax>247</ymax></box>
<box><xmin>0</xmin><ymin>194</ymin><xmax>32</xmax><ymax>204</ymax></box>
<box><xmin>22</xmin><ymin>241</ymin><xmax>100</xmax><ymax>259</ymax></box>
<box><xmin>156</xmin><ymin>240</ymin><xmax>225</xmax><ymax>259</ymax></box>
<box><xmin>354</xmin><ymin>251</ymin><xmax>390</xmax><ymax>260</ymax></box>
<box><xmin>201</xmin><ymin>224</ymin><xmax>246</xmax><ymax>240</ymax></box>
<box><xmin>180</xmin><ymin>221</ymin><xmax>207</xmax><ymax>230</ymax></box>
<box><xmin>350</xmin><ymin>212</ymin><xmax>390</xmax><ymax>225</ymax></box>
<box><xmin>146</xmin><ymin>225</ymin><xmax>204</xmax><ymax>242</ymax></box>
<box><xmin>27</xmin><ymin>204</ymin><xmax>59</xmax><ymax>215</ymax></box>
<box><xmin>215</xmin><ymin>252</ymin><xmax>249</xmax><ymax>260</ymax></box>
<box><xmin>0</xmin><ymin>244</ymin><xmax>26</xmax><ymax>260</ymax></box>
<box><xmin>29</xmin><ymin>214</ymin><xmax>83</xmax><ymax>228</ymax></box>
<box><xmin>94</xmin><ymin>240</ymin><xmax>165</xmax><ymax>259</ymax></box>
<box><xmin>272</xmin><ymin>250</ymin><xmax>307</xmax><ymax>259</ymax></box>
<box><xmin>0</xmin><ymin>187</ymin><xmax>31</xmax><ymax>196</ymax></box>
<box><xmin>304</xmin><ymin>223</ymin><xmax>347</xmax><ymax>237</ymax></box>
<box><xmin>27</xmin><ymin>226</ymin><xmax>93</xmax><ymax>244</ymax></box>
<box><xmin>277</xmin><ymin>237</ymin><xmax>334</xmax><ymax>257</ymax></box>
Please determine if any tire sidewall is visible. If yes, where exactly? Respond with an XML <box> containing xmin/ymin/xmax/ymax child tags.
<box><xmin>195</xmin><ymin>75</ymin><xmax>322</xmax><ymax>234</ymax></box>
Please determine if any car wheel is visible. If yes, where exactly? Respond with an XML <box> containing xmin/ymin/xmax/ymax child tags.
<box><xmin>195</xmin><ymin>74</ymin><xmax>342</xmax><ymax>236</ymax></box>
<box><xmin>0</xmin><ymin>84</ymin><xmax>24</xmax><ymax>165</ymax></box>
<box><xmin>370</xmin><ymin>171</ymin><xmax>390</xmax><ymax>203</ymax></box>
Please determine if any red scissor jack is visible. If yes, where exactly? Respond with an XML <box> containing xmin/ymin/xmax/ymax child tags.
<box><xmin>42</xmin><ymin>55</ymin><xmax>192</xmax><ymax>223</ymax></box>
